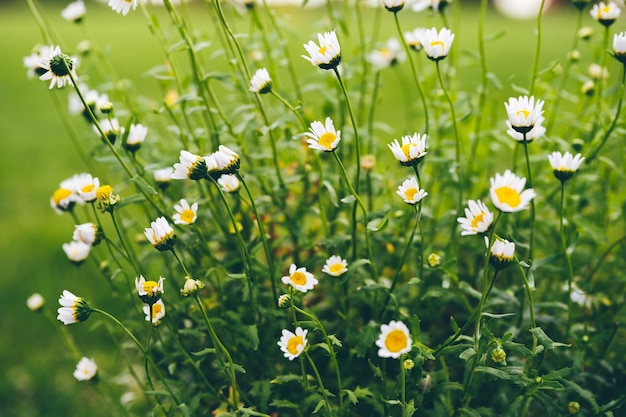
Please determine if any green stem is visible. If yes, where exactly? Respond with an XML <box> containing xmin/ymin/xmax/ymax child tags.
<box><xmin>270</xmin><ymin>90</ymin><xmax>308</xmax><ymax>129</ymax></box>
<box><xmin>528</xmin><ymin>0</ymin><xmax>546</xmax><ymax>95</ymax></box>
<box><xmin>110</xmin><ymin>211</ymin><xmax>141</xmax><ymax>276</ymax></box>
<box><xmin>304</xmin><ymin>351</ymin><xmax>335</xmax><ymax>417</ymax></box>
<box><xmin>253</xmin><ymin>94</ymin><xmax>287</xmax><ymax>191</ymax></box>
<box><xmin>400</xmin><ymin>355</ymin><xmax>407</xmax><ymax>417</ymax></box>
<box><xmin>522</xmin><ymin>137</ymin><xmax>535</xmax><ymax>261</ymax></box>
<box><xmin>559</xmin><ymin>183</ymin><xmax>574</xmax><ymax>335</ymax></box>
<box><xmin>469</xmin><ymin>0</ymin><xmax>489</xmax><ymax>178</ymax></box>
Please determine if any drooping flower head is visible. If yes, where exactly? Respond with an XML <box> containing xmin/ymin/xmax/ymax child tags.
<box><xmin>217</xmin><ymin>174</ymin><xmax>241</xmax><ymax>193</ymax></box>
<box><xmin>388</xmin><ymin>133</ymin><xmax>427</xmax><ymax>166</ymax></box>
<box><xmin>413</xmin><ymin>0</ymin><xmax>452</xmax><ymax>13</ymax></box>
<box><xmin>23</xmin><ymin>45</ymin><xmax>53</xmax><ymax>79</ymax></box>
<box><xmin>124</xmin><ymin>123</ymin><xmax>148</xmax><ymax>153</ymax></box>
<box><xmin>172</xmin><ymin>150</ymin><xmax>208</xmax><ymax>180</ymax></box>
<box><xmin>61</xmin><ymin>0</ymin><xmax>86</xmax><ymax>23</ymax></box>
<box><xmin>420</xmin><ymin>27</ymin><xmax>455</xmax><ymax>61</ymax></box>
<box><xmin>94</xmin><ymin>118</ymin><xmax>121</xmax><ymax>145</ymax></box>
<box><xmin>57</xmin><ymin>290</ymin><xmax>92</xmax><ymax>325</ymax></box>
<box><xmin>396</xmin><ymin>177</ymin><xmax>428</xmax><ymax>205</ymax></box>
<box><xmin>504</xmin><ymin>95</ymin><xmax>545</xmax><ymax>141</ymax></box>
<box><xmin>38</xmin><ymin>45</ymin><xmax>78</xmax><ymax>89</ymax></box>
<box><xmin>382</xmin><ymin>0</ymin><xmax>406</xmax><ymax>13</ymax></box>
<box><xmin>73</xmin><ymin>357</ymin><xmax>97</xmax><ymax>381</ymax></box>
<box><xmin>281</xmin><ymin>264</ymin><xmax>319</xmax><ymax>293</ymax></box>
<box><xmin>302</xmin><ymin>31</ymin><xmax>342</xmax><ymax>70</ymax></box>
<box><xmin>143</xmin><ymin>299</ymin><xmax>166</xmax><ymax>326</ymax></box>
<box><xmin>73</xmin><ymin>223</ymin><xmax>103</xmax><ymax>246</ymax></box>
<box><xmin>62</xmin><ymin>240</ymin><xmax>91</xmax><ymax>265</ymax></box>
<box><xmin>489</xmin><ymin>170</ymin><xmax>536</xmax><ymax>212</ymax></box>
<box><xmin>613</xmin><ymin>32</ymin><xmax>626</xmax><ymax>64</ymax></box>
<box><xmin>278</xmin><ymin>327</ymin><xmax>308</xmax><ymax>360</ymax></box>
<box><xmin>367</xmin><ymin>38</ymin><xmax>405</xmax><ymax>70</ymax></box>
<box><xmin>322</xmin><ymin>255</ymin><xmax>348</xmax><ymax>277</ymax></box>
<box><xmin>173</xmin><ymin>199</ymin><xmax>198</xmax><ymax>225</ymax></box>
<box><xmin>376</xmin><ymin>320</ymin><xmax>413</xmax><ymax>359</ymax></box>
<box><xmin>457</xmin><ymin>200</ymin><xmax>494</xmax><ymax>236</ymax></box>
<box><xmin>108</xmin><ymin>0</ymin><xmax>138</xmax><ymax>16</ymax></box>
<box><xmin>547</xmin><ymin>151</ymin><xmax>585</xmax><ymax>183</ymax></box>
<box><xmin>51</xmin><ymin>179</ymin><xmax>82</xmax><ymax>215</ymax></box>
<box><xmin>144</xmin><ymin>217</ymin><xmax>176</xmax><ymax>251</ymax></box>
<box><xmin>590</xmin><ymin>2</ymin><xmax>621</xmax><ymax>26</ymax></box>
<box><xmin>249</xmin><ymin>68</ymin><xmax>272</xmax><ymax>94</ymax></box>
<box><xmin>304</xmin><ymin>117</ymin><xmax>341</xmax><ymax>152</ymax></box>
<box><xmin>486</xmin><ymin>237</ymin><xmax>515</xmax><ymax>270</ymax></box>
<box><xmin>135</xmin><ymin>275</ymin><xmax>165</xmax><ymax>305</ymax></box>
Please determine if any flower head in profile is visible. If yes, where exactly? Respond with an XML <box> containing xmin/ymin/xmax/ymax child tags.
<box><xmin>278</xmin><ymin>327</ymin><xmax>308</xmax><ymax>360</ymax></box>
<box><xmin>457</xmin><ymin>200</ymin><xmax>493</xmax><ymax>236</ymax></box>
<box><xmin>504</xmin><ymin>96</ymin><xmax>545</xmax><ymax>140</ymax></box>
<box><xmin>95</xmin><ymin>184</ymin><xmax>120</xmax><ymax>213</ymax></box>
<box><xmin>27</xmin><ymin>293</ymin><xmax>45</xmax><ymax>312</ymax></box>
<box><xmin>172</xmin><ymin>150</ymin><xmax>208</xmax><ymax>180</ymax></box>
<box><xmin>613</xmin><ymin>32</ymin><xmax>626</xmax><ymax>64</ymax></box>
<box><xmin>322</xmin><ymin>255</ymin><xmax>348</xmax><ymax>277</ymax></box>
<box><xmin>413</xmin><ymin>0</ymin><xmax>452</xmax><ymax>13</ymax></box>
<box><xmin>486</xmin><ymin>237</ymin><xmax>515</xmax><ymax>270</ymax></box>
<box><xmin>108</xmin><ymin>0</ymin><xmax>138</xmax><ymax>16</ymax></box>
<box><xmin>94</xmin><ymin>118</ymin><xmax>121</xmax><ymax>144</ymax></box>
<box><xmin>547</xmin><ymin>151</ymin><xmax>585</xmax><ymax>183</ymax></box>
<box><xmin>249</xmin><ymin>68</ymin><xmax>272</xmax><ymax>94</ymax></box>
<box><xmin>143</xmin><ymin>300</ymin><xmax>166</xmax><ymax>326</ymax></box>
<box><xmin>75</xmin><ymin>173</ymin><xmax>100</xmax><ymax>202</ymax></box>
<box><xmin>51</xmin><ymin>183</ymin><xmax>82</xmax><ymax>214</ymax></box>
<box><xmin>376</xmin><ymin>320</ymin><xmax>413</xmax><ymax>359</ymax></box>
<box><xmin>302</xmin><ymin>31</ymin><xmax>342</xmax><ymax>70</ymax></box>
<box><xmin>154</xmin><ymin>167</ymin><xmax>174</xmax><ymax>189</ymax></box>
<box><xmin>173</xmin><ymin>199</ymin><xmax>198</xmax><ymax>225</ymax></box>
<box><xmin>397</xmin><ymin>177</ymin><xmax>428</xmax><ymax>205</ymax></box>
<box><xmin>135</xmin><ymin>275</ymin><xmax>165</xmax><ymax>305</ymax></box>
<box><xmin>180</xmin><ymin>277</ymin><xmax>205</xmax><ymax>297</ymax></box>
<box><xmin>217</xmin><ymin>174</ymin><xmax>241</xmax><ymax>193</ymax></box>
<box><xmin>590</xmin><ymin>2</ymin><xmax>621</xmax><ymax>26</ymax></box>
<box><xmin>124</xmin><ymin>123</ymin><xmax>148</xmax><ymax>153</ymax></box>
<box><xmin>38</xmin><ymin>45</ymin><xmax>78</xmax><ymax>89</ymax></box>
<box><xmin>23</xmin><ymin>45</ymin><xmax>52</xmax><ymax>79</ymax></box>
<box><xmin>61</xmin><ymin>0</ymin><xmax>86</xmax><ymax>23</ymax></box>
<box><xmin>489</xmin><ymin>170</ymin><xmax>536</xmax><ymax>212</ymax></box>
<box><xmin>368</xmin><ymin>38</ymin><xmax>405</xmax><ymax>70</ymax></box>
<box><xmin>382</xmin><ymin>0</ymin><xmax>405</xmax><ymax>13</ymax></box>
<box><xmin>404</xmin><ymin>28</ymin><xmax>427</xmax><ymax>51</ymax></box>
<box><xmin>569</xmin><ymin>283</ymin><xmax>592</xmax><ymax>309</ymax></box>
<box><xmin>73</xmin><ymin>357</ymin><xmax>97</xmax><ymax>381</ymax></box>
<box><xmin>62</xmin><ymin>241</ymin><xmax>91</xmax><ymax>265</ymax></box>
<box><xmin>388</xmin><ymin>133</ymin><xmax>427</xmax><ymax>166</ymax></box>
<box><xmin>57</xmin><ymin>290</ymin><xmax>92</xmax><ymax>325</ymax></box>
<box><xmin>145</xmin><ymin>217</ymin><xmax>176</xmax><ymax>251</ymax></box>
<box><xmin>206</xmin><ymin>145</ymin><xmax>240</xmax><ymax>179</ymax></box>
<box><xmin>73</xmin><ymin>223</ymin><xmax>103</xmax><ymax>246</ymax></box>
<box><xmin>420</xmin><ymin>27</ymin><xmax>455</xmax><ymax>61</ymax></box>
<box><xmin>281</xmin><ymin>264</ymin><xmax>319</xmax><ymax>293</ymax></box>
<box><xmin>305</xmin><ymin>117</ymin><xmax>341</xmax><ymax>152</ymax></box>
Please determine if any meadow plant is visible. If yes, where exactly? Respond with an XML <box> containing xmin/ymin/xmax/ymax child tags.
<box><xmin>25</xmin><ymin>0</ymin><xmax>626</xmax><ymax>415</ymax></box>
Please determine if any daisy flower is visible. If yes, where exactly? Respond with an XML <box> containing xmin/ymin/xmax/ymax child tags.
<box><xmin>50</xmin><ymin>186</ymin><xmax>82</xmax><ymax>214</ymax></box>
<box><xmin>547</xmin><ymin>151</ymin><xmax>585</xmax><ymax>183</ymax></box>
<box><xmin>154</xmin><ymin>167</ymin><xmax>174</xmax><ymax>188</ymax></box>
<box><xmin>217</xmin><ymin>174</ymin><xmax>241</xmax><ymax>193</ymax></box>
<box><xmin>135</xmin><ymin>275</ymin><xmax>165</xmax><ymax>305</ymax></box>
<box><xmin>420</xmin><ymin>27</ymin><xmax>455</xmax><ymax>61</ymax></box>
<box><xmin>486</xmin><ymin>237</ymin><xmax>515</xmax><ymax>270</ymax></box>
<box><xmin>367</xmin><ymin>38</ymin><xmax>405</xmax><ymax>70</ymax></box>
<box><xmin>489</xmin><ymin>170</ymin><xmax>536</xmax><ymax>212</ymax></box>
<box><xmin>75</xmin><ymin>173</ymin><xmax>100</xmax><ymax>202</ymax></box>
<box><xmin>62</xmin><ymin>240</ymin><xmax>91</xmax><ymax>264</ymax></box>
<box><xmin>108</xmin><ymin>0</ymin><xmax>138</xmax><ymax>16</ymax></box>
<box><xmin>302</xmin><ymin>31</ymin><xmax>342</xmax><ymax>70</ymax></box>
<box><xmin>206</xmin><ymin>145</ymin><xmax>240</xmax><ymax>179</ymax></box>
<box><xmin>382</xmin><ymin>0</ymin><xmax>405</xmax><ymax>13</ymax></box>
<box><xmin>396</xmin><ymin>177</ymin><xmax>428</xmax><ymax>205</ymax></box>
<box><xmin>173</xmin><ymin>199</ymin><xmax>198</xmax><ymax>225</ymax></box>
<box><xmin>413</xmin><ymin>0</ymin><xmax>452</xmax><ymax>13</ymax></box>
<box><xmin>249</xmin><ymin>68</ymin><xmax>272</xmax><ymax>94</ymax></box>
<box><xmin>26</xmin><ymin>293</ymin><xmax>45</xmax><ymax>312</ymax></box>
<box><xmin>322</xmin><ymin>255</ymin><xmax>348</xmax><ymax>277</ymax></box>
<box><xmin>613</xmin><ymin>32</ymin><xmax>626</xmax><ymax>64</ymax></box>
<box><xmin>504</xmin><ymin>96</ymin><xmax>545</xmax><ymax>141</ymax></box>
<box><xmin>388</xmin><ymin>133</ymin><xmax>427</xmax><ymax>166</ymax></box>
<box><xmin>124</xmin><ymin>123</ymin><xmax>148</xmax><ymax>152</ymax></box>
<box><xmin>57</xmin><ymin>290</ymin><xmax>92</xmax><ymax>325</ymax></box>
<box><xmin>281</xmin><ymin>264</ymin><xmax>319</xmax><ymax>293</ymax></box>
<box><xmin>73</xmin><ymin>357</ymin><xmax>97</xmax><ymax>381</ymax></box>
<box><xmin>73</xmin><ymin>223</ymin><xmax>102</xmax><ymax>246</ymax></box>
<box><xmin>144</xmin><ymin>217</ymin><xmax>176</xmax><ymax>251</ymax></box>
<box><xmin>172</xmin><ymin>150</ymin><xmax>208</xmax><ymax>180</ymax></box>
<box><xmin>143</xmin><ymin>299</ymin><xmax>166</xmax><ymax>326</ymax></box>
<box><xmin>304</xmin><ymin>117</ymin><xmax>341</xmax><ymax>152</ymax></box>
<box><xmin>61</xmin><ymin>0</ymin><xmax>86</xmax><ymax>23</ymax></box>
<box><xmin>404</xmin><ymin>28</ymin><xmax>427</xmax><ymax>51</ymax></box>
<box><xmin>376</xmin><ymin>320</ymin><xmax>413</xmax><ymax>359</ymax></box>
<box><xmin>23</xmin><ymin>45</ymin><xmax>52</xmax><ymax>79</ymax></box>
<box><xmin>590</xmin><ymin>2</ymin><xmax>621</xmax><ymax>26</ymax></box>
<box><xmin>180</xmin><ymin>278</ymin><xmax>205</xmax><ymax>297</ymax></box>
<box><xmin>94</xmin><ymin>118</ymin><xmax>121</xmax><ymax>144</ymax></box>
<box><xmin>38</xmin><ymin>45</ymin><xmax>78</xmax><ymax>89</ymax></box>
<box><xmin>278</xmin><ymin>327</ymin><xmax>308</xmax><ymax>360</ymax></box>
<box><xmin>457</xmin><ymin>200</ymin><xmax>493</xmax><ymax>236</ymax></box>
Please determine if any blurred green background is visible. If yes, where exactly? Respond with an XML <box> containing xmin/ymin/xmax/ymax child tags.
<box><xmin>1</xmin><ymin>1</ymin><xmax>622</xmax><ymax>415</ymax></box>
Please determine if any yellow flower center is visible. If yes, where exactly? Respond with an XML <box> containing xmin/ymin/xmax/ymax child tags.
<box><xmin>291</xmin><ymin>271</ymin><xmax>307</xmax><ymax>285</ymax></box>
<box><xmin>53</xmin><ymin>188</ymin><xmax>72</xmax><ymax>205</ymax></box>
<box><xmin>180</xmin><ymin>209</ymin><xmax>195</xmax><ymax>224</ymax></box>
<box><xmin>599</xmin><ymin>6</ymin><xmax>609</xmax><ymax>17</ymax></box>
<box><xmin>318</xmin><ymin>46</ymin><xmax>327</xmax><ymax>55</ymax></box>
<box><xmin>81</xmin><ymin>184</ymin><xmax>95</xmax><ymax>194</ymax></box>
<box><xmin>143</xmin><ymin>280</ymin><xmax>160</xmax><ymax>295</ymax></box>
<box><xmin>319</xmin><ymin>132</ymin><xmax>337</xmax><ymax>150</ymax></box>
<box><xmin>470</xmin><ymin>212</ymin><xmax>485</xmax><ymax>228</ymax></box>
<box><xmin>329</xmin><ymin>263</ymin><xmax>344</xmax><ymax>274</ymax></box>
<box><xmin>430</xmin><ymin>40</ymin><xmax>445</xmax><ymax>53</ymax></box>
<box><xmin>404</xmin><ymin>187</ymin><xmax>419</xmax><ymax>201</ymax></box>
<box><xmin>401</xmin><ymin>143</ymin><xmax>413</xmax><ymax>159</ymax></box>
<box><xmin>287</xmin><ymin>335</ymin><xmax>304</xmax><ymax>355</ymax></box>
<box><xmin>385</xmin><ymin>329</ymin><xmax>408</xmax><ymax>353</ymax></box>
<box><xmin>495</xmin><ymin>186</ymin><xmax>521</xmax><ymax>208</ymax></box>
<box><xmin>82</xmin><ymin>369</ymin><xmax>90</xmax><ymax>375</ymax></box>
<box><xmin>152</xmin><ymin>302</ymin><xmax>164</xmax><ymax>319</ymax></box>
<box><xmin>96</xmin><ymin>185</ymin><xmax>113</xmax><ymax>201</ymax></box>
<box><xmin>380</xmin><ymin>47</ymin><xmax>390</xmax><ymax>57</ymax></box>
<box><xmin>516</xmin><ymin>110</ymin><xmax>530</xmax><ymax>120</ymax></box>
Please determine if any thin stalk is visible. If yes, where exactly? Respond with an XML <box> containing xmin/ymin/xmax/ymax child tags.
<box><xmin>528</xmin><ymin>0</ymin><xmax>546</xmax><ymax>95</ymax></box>
<box><xmin>110</xmin><ymin>211</ymin><xmax>141</xmax><ymax>276</ymax></box>
<box><xmin>270</xmin><ymin>90</ymin><xmax>308</xmax><ymax>129</ymax></box>
<box><xmin>591</xmin><ymin>25</ymin><xmax>611</xmax><ymax>133</ymax></box>
<box><xmin>253</xmin><ymin>94</ymin><xmax>287</xmax><ymax>191</ymax></box>
<box><xmin>400</xmin><ymin>356</ymin><xmax>407</xmax><ymax>417</ymax></box>
<box><xmin>304</xmin><ymin>351</ymin><xmax>335</xmax><ymax>417</ymax></box>
<box><xmin>522</xmin><ymin>136</ymin><xmax>536</xmax><ymax>261</ymax></box>
<box><xmin>469</xmin><ymin>0</ymin><xmax>489</xmax><ymax>178</ymax></box>
<box><xmin>559</xmin><ymin>183</ymin><xmax>575</xmax><ymax>335</ymax></box>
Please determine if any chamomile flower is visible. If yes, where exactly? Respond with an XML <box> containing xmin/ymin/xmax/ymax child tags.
<box><xmin>94</xmin><ymin>118</ymin><xmax>121</xmax><ymax>144</ymax></box>
<box><xmin>61</xmin><ymin>0</ymin><xmax>86</xmax><ymax>23</ymax></box>
<box><xmin>382</xmin><ymin>0</ymin><xmax>405</xmax><ymax>13</ymax></box>
<box><xmin>590</xmin><ymin>2</ymin><xmax>621</xmax><ymax>26</ymax></box>
<box><xmin>388</xmin><ymin>133</ymin><xmax>427</xmax><ymax>166</ymax></box>
<box><xmin>367</xmin><ymin>38</ymin><xmax>405</xmax><ymax>70</ymax></box>
<box><xmin>217</xmin><ymin>174</ymin><xmax>241</xmax><ymax>193</ymax></box>
<box><xmin>173</xmin><ymin>199</ymin><xmax>198</xmax><ymax>225</ymax></box>
<box><xmin>304</xmin><ymin>117</ymin><xmax>341</xmax><ymax>152</ymax></box>
<box><xmin>154</xmin><ymin>167</ymin><xmax>174</xmax><ymax>189</ymax></box>
<box><xmin>143</xmin><ymin>300</ymin><xmax>166</xmax><ymax>325</ymax></box>
<box><xmin>57</xmin><ymin>290</ymin><xmax>92</xmax><ymax>325</ymax></box>
<box><xmin>486</xmin><ymin>237</ymin><xmax>515</xmax><ymax>270</ymax></box>
<box><xmin>420</xmin><ymin>27</ymin><xmax>455</xmax><ymax>61</ymax></box>
<box><xmin>38</xmin><ymin>45</ymin><xmax>78</xmax><ymax>89</ymax></box>
<box><xmin>51</xmin><ymin>185</ymin><xmax>82</xmax><ymax>214</ymax></box>
<box><xmin>278</xmin><ymin>327</ymin><xmax>308</xmax><ymax>360</ymax></box>
<box><xmin>62</xmin><ymin>240</ymin><xmax>91</xmax><ymax>264</ymax></box>
<box><xmin>172</xmin><ymin>150</ymin><xmax>208</xmax><ymax>180</ymax></box>
<box><xmin>249</xmin><ymin>68</ymin><xmax>272</xmax><ymax>94</ymax></box>
<box><xmin>75</xmin><ymin>173</ymin><xmax>100</xmax><ymax>202</ymax></box>
<box><xmin>180</xmin><ymin>278</ymin><xmax>205</xmax><ymax>297</ymax></box>
<box><xmin>206</xmin><ymin>145</ymin><xmax>240</xmax><ymax>179</ymax></box>
<box><xmin>144</xmin><ymin>217</ymin><xmax>176</xmax><ymax>251</ymax></box>
<box><xmin>73</xmin><ymin>223</ymin><xmax>103</xmax><ymax>246</ymax></box>
<box><xmin>376</xmin><ymin>320</ymin><xmax>413</xmax><ymax>359</ymax></box>
<box><xmin>73</xmin><ymin>357</ymin><xmax>97</xmax><ymax>381</ymax></box>
<box><xmin>613</xmin><ymin>32</ymin><xmax>626</xmax><ymax>64</ymax></box>
<box><xmin>302</xmin><ymin>31</ymin><xmax>342</xmax><ymax>70</ymax></box>
<box><xmin>23</xmin><ymin>45</ymin><xmax>52</xmax><ymax>79</ymax></box>
<box><xmin>404</xmin><ymin>28</ymin><xmax>427</xmax><ymax>51</ymax></box>
<box><xmin>489</xmin><ymin>170</ymin><xmax>536</xmax><ymax>212</ymax></box>
<box><xmin>413</xmin><ymin>0</ymin><xmax>452</xmax><ymax>13</ymax></box>
<box><xmin>504</xmin><ymin>95</ymin><xmax>545</xmax><ymax>140</ymax></box>
<box><xmin>547</xmin><ymin>151</ymin><xmax>585</xmax><ymax>183</ymax></box>
<box><xmin>457</xmin><ymin>200</ymin><xmax>494</xmax><ymax>236</ymax></box>
<box><xmin>95</xmin><ymin>184</ymin><xmax>120</xmax><ymax>213</ymax></box>
<box><xmin>281</xmin><ymin>264</ymin><xmax>319</xmax><ymax>293</ymax></box>
<box><xmin>124</xmin><ymin>123</ymin><xmax>148</xmax><ymax>152</ymax></box>
<box><xmin>396</xmin><ymin>177</ymin><xmax>428</xmax><ymax>205</ymax></box>
<box><xmin>135</xmin><ymin>275</ymin><xmax>165</xmax><ymax>305</ymax></box>
<box><xmin>322</xmin><ymin>255</ymin><xmax>348</xmax><ymax>277</ymax></box>
<box><xmin>108</xmin><ymin>0</ymin><xmax>138</xmax><ymax>16</ymax></box>
<box><xmin>26</xmin><ymin>293</ymin><xmax>45</xmax><ymax>312</ymax></box>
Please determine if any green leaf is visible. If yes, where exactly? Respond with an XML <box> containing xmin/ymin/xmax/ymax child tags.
<box><xmin>340</xmin><ymin>195</ymin><xmax>356</xmax><ymax>204</ymax></box>
<box><xmin>529</xmin><ymin>327</ymin><xmax>570</xmax><ymax>350</ymax></box>
<box><xmin>344</xmin><ymin>389</ymin><xmax>358</xmax><ymax>405</ymax></box>
<box><xmin>328</xmin><ymin>334</ymin><xmax>342</xmax><ymax>347</ymax></box>
<box><xmin>269</xmin><ymin>399</ymin><xmax>299</xmax><ymax>409</ymax></box>
<box><xmin>459</xmin><ymin>347</ymin><xmax>475</xmax><ymax>361</ymax></box>
<box><xmin>191</xmin><ymin>347</ymin><xmax>216</xmax><ymax>356</ymax></box>
<box><xmin>177</xmin><ymin>403</ymin><xmax>192</xmax><ymax>417</ymax></box>
<box><xmin>368</xmin><ymin>359</ymin><xmax>384</xmax><ymax>380</ymax></box>
<box><xmin>322</xmin><ymin>180</ymin><xmax>340</xmax><ymax>207</ymax></box>
<box><xmin>312</xmin><ymin>399</ymin><xmax>326</xmax><ymax>414</ymax></box>
<box><xmin>367</xmin><ymin>216</ymin><xmax>388</xmax><ymax>232</ymax></box>
<box><xmin>270</xmin><ymin>374</ymin><xmax>303</xmax><ymax>385</ymax></box>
